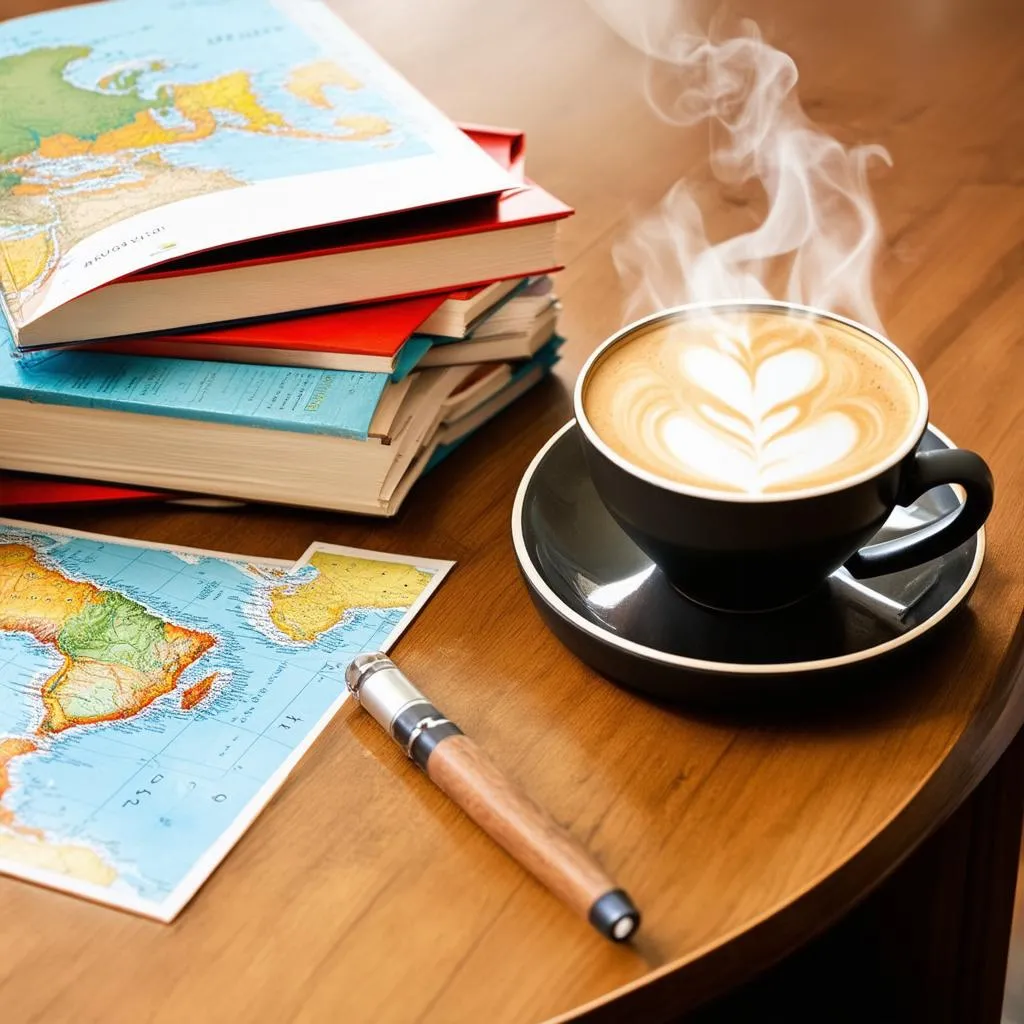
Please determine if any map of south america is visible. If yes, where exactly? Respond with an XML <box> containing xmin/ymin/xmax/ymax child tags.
<box><xmin>0</xmin><ymin>542</ymin><xmax>216</xmax><ymax>885</ymax></box>
<box><xmin>0</xmin><ymin>527</ymin><xmax>451</xmax><ymax>919</ymax></box>
<box><xmin>0</xmin><ymin>544</ymin><xmax>216</xmax><ymax>733</ymax></box>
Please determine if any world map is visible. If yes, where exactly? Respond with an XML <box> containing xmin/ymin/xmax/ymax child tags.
<box><xmin>0</xmin><ymin>522</ymin><xmax>451</xmax><ymax>919</ymax></box>
<box><xmin>0</xmin><ymin>0</ymin><xmax>432</xmax><ymax>316</ymax></box>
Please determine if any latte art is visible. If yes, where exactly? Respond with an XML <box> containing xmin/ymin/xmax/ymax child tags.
<box><xmin>583</xmin><ymin>310</ymin><xmax>921</xmax><ymax>495</ymax></box>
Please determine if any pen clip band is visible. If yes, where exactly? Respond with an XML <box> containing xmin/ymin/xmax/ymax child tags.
<box><xmin>404</xmin><ymin>716</ymin><xmax>453</xmax><ymax>758</ymax></box>
<box><xmin>391</xmin><ymin>704</ymin><xmax>463</xmax><ymax>769</ymax></box>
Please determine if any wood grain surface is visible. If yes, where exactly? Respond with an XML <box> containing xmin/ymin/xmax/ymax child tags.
<box><xmin>2</xmin><ymin>0</ymin><xmax>1024</xmax><ymax>1022</ymax></box>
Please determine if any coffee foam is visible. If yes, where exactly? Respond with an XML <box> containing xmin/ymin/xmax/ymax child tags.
<box><xmin>583</xmin><ymin>310</ymin><xmax>921</xmax><ymax>495</ymax></box>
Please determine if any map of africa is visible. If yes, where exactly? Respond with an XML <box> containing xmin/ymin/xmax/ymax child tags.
<box><xmin>0</xmin><ymin>522</ymin><xmax>451</xmax><ymax>919</ymax></box>
<box><xmin>0</xmin><ymin>0</ymin><xmax>434</xmax><ymax>316</ymax></box>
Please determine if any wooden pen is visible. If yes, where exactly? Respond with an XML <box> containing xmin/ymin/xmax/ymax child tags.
<box><xmin>345</xmin><ymin>653</ymin><xmax>640</xmax><ymax>942</ymax></box>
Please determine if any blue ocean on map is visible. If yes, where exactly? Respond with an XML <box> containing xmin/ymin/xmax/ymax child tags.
<box><xmin>0</xmin><ymin>633</ymin><xmax>61</xmax><ymax>737</ymax></box>
<box><xmin>0</xmin><ymin>524</ymin><xmax>440</xmax><ymax>913</ymax></box>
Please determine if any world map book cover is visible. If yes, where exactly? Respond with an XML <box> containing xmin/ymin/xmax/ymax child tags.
<box><xmin>0</xmin><ymin>0</ymin><xmax>512</xmax><ymax>339</ymax></box>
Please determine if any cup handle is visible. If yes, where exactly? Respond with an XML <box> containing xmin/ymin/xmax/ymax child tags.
<box><xmin>844</xmin><ymin>448</ymin><xmax>994</xmax><ymax>579</ymax></box>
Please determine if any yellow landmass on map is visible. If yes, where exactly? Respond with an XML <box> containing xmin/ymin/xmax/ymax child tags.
<box><xmin>336</xmin><ymin>115</ymin><xmax>392</xmax><ymax>140</ymax></box>
<box><xmin>269</xmin><ymin>553</ymin><xmax>433</xmax><ymax>643</ymax></box>
<box><xmin>0</xmin><ymin>829</ymin><xmax>117</xmax><ymax>887</ymax></box>
<box><xmin>0</xmin><ymin>544</ymin><xmax>94</xmax><ymax>641</ymax></box>
<box><xmin>0</xmin><ymin>738</ymin><xmax>39</xmax><ymax>832</ymax></box>
<box><xmin>176</xmin><ymin>71</ymin><xmax>288</xmax><ymax>133</ymax></box>
<box><xmin>288</xmin><ymin>60</ymin><xmax>361</xmax><ymax>108</ymax></box>
<box><xmin>0</xmin><ymin>231</ymin><xmax>52</xmax><ymax>297</ymax></box>
<box><xmin>0</xmin><ymin>544</ymin><xmax>217</xmax><ymax>734</ymax></box>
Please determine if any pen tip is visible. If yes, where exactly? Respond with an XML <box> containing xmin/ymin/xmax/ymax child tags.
<box><xmin>589</xmin><ymin>889</ymin><xmax>641</xmax><ymax>943</ymax></box>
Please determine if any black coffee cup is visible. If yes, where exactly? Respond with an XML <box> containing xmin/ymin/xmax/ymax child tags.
<box><xmin>574</xmin><ymin>301</ymin><xmax>994</xmax><ymax>613</ymax></box>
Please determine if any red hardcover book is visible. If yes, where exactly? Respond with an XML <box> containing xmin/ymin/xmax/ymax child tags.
<box><xmin>0</xmin><ymin>473</ymin><xmax>168</xmax><ymax>509</ymax></box>
<box><xmin>90</xmin><ymin>295</ymin><xmax>449</xmax><ymax>373</ymax></box>
<box><xmin>86</xmin><ymin>164</ymin><xmax>569</xmax><ymax>371</ymax></box>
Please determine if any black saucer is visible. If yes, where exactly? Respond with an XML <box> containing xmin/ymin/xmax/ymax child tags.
<box><xmin>512</xmin><ymin>422</ymin><xmax>985</xmax><ymax>703</ymax></box>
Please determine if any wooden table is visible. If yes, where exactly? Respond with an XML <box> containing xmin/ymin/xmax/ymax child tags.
<box><xmin>3</xmin><ymin>0</ymin><xmax>1024</xmax><ymax>1021</ymax></box>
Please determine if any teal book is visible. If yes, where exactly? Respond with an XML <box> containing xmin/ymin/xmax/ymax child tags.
<box><xmin>0</xmin><ymin>319</ymin><xmax>388</xmax><ymax>439</ymax></box>
<box><xmin>390</xmin><ymin>337</ymin><xmax>434</xmax><ymax>382</ymax></box>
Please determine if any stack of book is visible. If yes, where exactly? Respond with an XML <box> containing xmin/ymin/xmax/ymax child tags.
<box><xmin>0</xmin><ymin>0</ymin><xmax>572</xmax><ymax>515</ymax></box>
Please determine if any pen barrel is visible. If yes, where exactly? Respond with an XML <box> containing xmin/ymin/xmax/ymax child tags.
<box><xmin>345</xmin><ymin>654</ymin><xmax>639</xmax><ymax>940</ymax></box>
<box><xmin>425</xmin><ymin>733</ymin><xmax>620</xmax><ymax>924</ymax></box>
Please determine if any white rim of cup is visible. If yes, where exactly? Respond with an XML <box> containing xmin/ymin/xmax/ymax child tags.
<box><xmin>511</xmin><ymin>420</ymin><xmax>985</xmax><ymax>677</ymax></box>
<box><xmin>572</xmin><ymin>298</ymin><xmax>932</xmax><ymax>504</ymax></box>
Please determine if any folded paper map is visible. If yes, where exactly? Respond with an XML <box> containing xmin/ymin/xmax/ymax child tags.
<box><xmin>0</xmin><ymin>520</ymin><xmax>452</xmax><ymax>920</ymax></box>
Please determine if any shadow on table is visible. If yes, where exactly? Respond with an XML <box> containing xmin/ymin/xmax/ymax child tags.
<box><xmin>636</xmin><ymin>608</ymin><xmax>982</xmax><ymax>737</ymax></box>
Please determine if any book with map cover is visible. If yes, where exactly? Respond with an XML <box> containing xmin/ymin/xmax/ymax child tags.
<box><xmin>0</xmin><ymin>0</ymin><xmax>523</xmax><ymax>348</ymax></box>
<box><xmin>69</xmin><ymin>126</ymin><xmax>546</xmax><ymax>371</ymax></box>
<box><xmin>0</xmin><ymin>521</ymin><xmax>453</xmax><ymax>920</ymax></box>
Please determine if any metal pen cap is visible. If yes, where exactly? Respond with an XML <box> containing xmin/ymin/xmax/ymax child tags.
<box><xmin>346</xmin><ymin>652</ymin><xmax>430</xmax><ymax>735</ymax></box>
<box><xmin>346</xmin><ymin>654</ymin><xmax>462</xmax><ymax>767</ymax></box>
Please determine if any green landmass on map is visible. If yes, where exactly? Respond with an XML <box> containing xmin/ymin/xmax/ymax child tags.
<box><xmin>0</xmin><ymin>543</ymin><xmax>216</xmax><ymax>733</ymax></box>
<box><xmin>0</xmin><ymin>47</ymin><xmax>167</xmax><ymax>162</ymax></box>
<box><xmin>57</xmin><ymin>590</ymin><xmax>169</xmax><ymax>674</ymax></box>
<box><xmin>0</xmin><ymin>39</ymin><xmax>392</xmax><ymax>308</ymax></box>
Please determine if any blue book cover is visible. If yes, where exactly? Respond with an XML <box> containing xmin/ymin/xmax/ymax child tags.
<box><xmin>0</xmin><ymin>319</ymin><xmax>388</xmax><ymax>439</ymax></box>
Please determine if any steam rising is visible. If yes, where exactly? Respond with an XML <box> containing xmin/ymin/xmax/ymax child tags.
<box><xmin>589</xmin><ymin>0</ymin><xmax>890</xmax><ymax>331</ymax></box>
